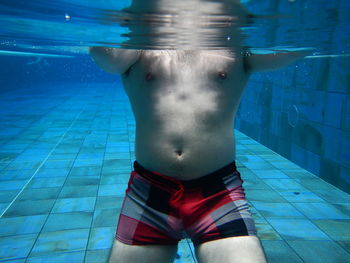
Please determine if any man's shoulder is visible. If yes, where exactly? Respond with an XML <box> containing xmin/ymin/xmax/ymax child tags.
<box><xmin>90</xmin><ymin>47</ymin><xmax>141</xmax><ymax>75</ymax></box>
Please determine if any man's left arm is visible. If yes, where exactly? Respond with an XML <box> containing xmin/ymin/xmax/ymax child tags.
<box><xmin>246</xmin><ymin>50</ymin><xmax>312</xmax><ymax>73</ymax></box>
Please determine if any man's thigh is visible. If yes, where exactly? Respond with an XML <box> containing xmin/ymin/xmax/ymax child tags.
<box><xmin>195</xmin><ymin>236</ymin><xmax>267</xmax><ymax>263</ymax></box>
<box><xmin>108</xmin><ymin>240</ymin><xmax>178</xmax><ymax>263</ymax></box>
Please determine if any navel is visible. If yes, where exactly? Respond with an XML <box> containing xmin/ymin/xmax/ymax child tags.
<box><xmin>175</xmin><ymin>150</ymin><xmax>183</xmax><ymax>157</ymax></box>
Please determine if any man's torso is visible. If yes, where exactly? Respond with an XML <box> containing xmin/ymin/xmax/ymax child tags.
<box><xmin>121</xmin><ymin>49</ymin><xmax>249</xmax><ymax>179</ymax></box>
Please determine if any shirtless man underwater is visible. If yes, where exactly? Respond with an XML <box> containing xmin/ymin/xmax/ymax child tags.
<box><xmin>90</xmin><ymin>0</ymin><xmax>309</xmax><ymax>262</ymax></box>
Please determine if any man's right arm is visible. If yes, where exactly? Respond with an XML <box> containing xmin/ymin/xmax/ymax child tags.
<box><xmin>89</xmin><ymin>47</ymin><xmax>140</xmax><ymax>75</ymax></box>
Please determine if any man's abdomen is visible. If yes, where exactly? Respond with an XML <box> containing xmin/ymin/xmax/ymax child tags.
<box><xmin>134</xmin><ymin>127</ymin><xmax>236</xmax><ymax>180</ymax></box>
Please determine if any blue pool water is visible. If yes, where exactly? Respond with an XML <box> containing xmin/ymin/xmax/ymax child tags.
<box><xmin>0</xmin><ymin>0</ymin><xmax>350</xmax><ymax>262</ymax></box>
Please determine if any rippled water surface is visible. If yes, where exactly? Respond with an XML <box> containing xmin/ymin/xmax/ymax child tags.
<box><xmin>0</xmin><ymin>0</ymin><xmax>349</xmax><ymax>56</ymax></box>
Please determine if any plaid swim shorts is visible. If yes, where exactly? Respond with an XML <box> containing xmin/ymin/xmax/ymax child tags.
<box><xmin>116</xmin><ymin>161</ymin><xmax>257</xmax><ymax>246</ymax></box>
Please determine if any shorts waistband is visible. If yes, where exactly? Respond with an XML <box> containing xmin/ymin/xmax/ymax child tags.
<box><xmin>133</xmin><ymin>161</ymin><xmax>238</xmax><ymax>189</ymax></box>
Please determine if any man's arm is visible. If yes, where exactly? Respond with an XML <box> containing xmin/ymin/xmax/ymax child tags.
<box><xmin>246</xmin><ymin>50</ymin><xmax>311</xmax><ymax>73</ymax></box>
<box><xmin>89</xmin><ymin>47</ymin><xmax>140</xmax><ymax>75</ymax></box>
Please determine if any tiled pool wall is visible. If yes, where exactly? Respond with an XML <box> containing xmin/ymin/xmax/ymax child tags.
<box><xmin>235</xmin><ymin>0</ymin><xmax>350</xmax><ymax>194</ymax></box>
<box><xmin>236</xmin><ymin>58</ymin><xmax>350</xmax><ymax>193</ymax></box>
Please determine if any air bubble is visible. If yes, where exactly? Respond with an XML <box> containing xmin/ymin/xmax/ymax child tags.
<box><xmin>65</xmin><ymin>13</ymin><xmax>71</xmax><ymax>21</ymax></box>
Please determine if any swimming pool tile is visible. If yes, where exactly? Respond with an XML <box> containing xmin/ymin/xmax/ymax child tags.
<box><xmin>27</xmin><ymin>177</ymin><xmax>66</xmax><ymax>189</ymax></box>
<box><xmin>252</xmin><ymin>202</ymin><xmax>305</xmax><ymax>218</ymax></box>
<box><xmin>0</xmin><ymin>180</ymin><xmax>27</xmax><ymax>191</ymax></box>
<box><xmin>263</xmin><ymin>179</ymin><xmax>307</xmax><ymax>191</ymax></box>
<box><xmin>104</xmin><ymin>152</ymin><xmax>131</xmax><ymax>159</ymax></box>
<box><xmin>287</xmin><ymin>240</ymin><xmax>350</xmax><ymax>263</ymax></box>
<box><xmin>238</xmin><ymin>168</ymin><xmax>260</xmax><ymax>179</ymax></box>
<box><xmin>2</xmin><ymin>259</ymin><xmax>26</xmax><ymax>263</ymax></box>
<box><xmin>297</xmin><ymin>177</ymin><xmax>339</xmax><ymax>191</ymax></box>
<box><xmin>53</xmin><ymin>146</ymin><xmax>80</xmax><ymax>154</ymax></box>
<box><xmin>252</xmin><ymin>170</ymin><xmax>290</xmax><ymax>179</ymax></box>
<box><xmin>250</xmin><ymin>204</ymin><xmax>264</xmax><ymax>218</ymax></box>
<box><xmin>313</xmin><ymin>220</ymin><xmax>350</xmax><ymax>241</ymax></box>
<box><xmin>245</xmin><ymin>189</ymin><xmax>287</xmax><ymax>202</ymax></box>
<box><xmin>241</xmin><ymin>159</ymin><xmax>276</xmax><ymax>170</ymax></box>
<box><xmin>69</xmin><ymin>166</ymin><xmax>101</xmax><ymax>177</ymax></box>
<box><xmin>102</xmin><ymin>159</ymin><xmax>132</xmax><ymax>171</ymax></box>
<box><xmin>0</xmin><ymin>152</ymin><xmax>17</xmax><ymax>162</ymax></box>
<box><xmin>30</xmin><ymin>229</ymin><xmax>89</xmax><ymax>256</ymax></box>
<box><xmin>100</xmin><ymin>172</ymin><xmax>130</xmax><ymax>184</ymax></box>
<box><xmin>106</xmin><ymin>164</ymin><xmax>130</xmax><ymax>175</ymax></box>
<box><xmin>78</xmin><ymin>147</ymin><xmax>105</xmax><ymax>155</ymax></box>
<box><xmin>108</xmin><ymin>134</ymin><xmax>129</xmax><ymax>141</ymax></box>
<box><xmin>241</xmin><ymin>145</ymin><xmax>268</xmax><ymax>154</ymax></box>
<box><xmin>266</xmin><ymin>218</ymin><xmax>330</xmax><ymax>240</ymax></box>
<box><xmin>63</xmin><ymin>176</ymin><xmax>100</xmax><ymax>187</ymax></box>
<box><xmin>1</xmin><ymin>169</ymin><xmax>36</xmax><ymax>180</ymax></box>
<box><xmin>85</xmin><ymin>249</ymin><xmax>110</xmax><ymax>263</ymax></box>
<box><xmin>185</xmin><ymin>239</ymin><xmax>196</xmax><ymax>257</ymax></box>
<box><xmin>276</xmin><ymin>190</ymin><xmax>325</xmax><ymax>203</ymax></box>
<box><xmin>51</xmin><ymin>197</ymin><xmax>96</xmax><ymax>213</ymax></box>
<box><xmin>283</xmin><ymin>169</ymin><xmax>317</xmax><ymax>179</ymax></box>
<box><xmin>236</xmin><ymin>145</ymin><xmax>249</xmax><ymax>153</ymax></box>
<box><xmin>312</xmin><ymin>188</ymin><xmax>350</xmax><ymax>203</ymax></box>
<box><xmin>42</xmin><ymin>212</ymin><xmax>93</xmax><ymax>232</ymax></box>
<box><xmin>0</xmin><ymin>234</ymin><xmax>38</xmax><ymax>261</ymax></box>
<box><xmin>0</xmin><ymin>215</ymin><xmax>47</xmax><ymax>236</ymax></box>
<box><xmin>98</xmin><ymin>184</ymin><xmax>127</xmax><ymax>197</ymax></box>
<box><xmin>41</xmin><ymin>160</ymin><xmax>74</xmax><ymax>169</ymax></box>
<box><xmin>92</xmin><ymin>208</ymin><xmax>120</xmax><ymax>228</ymax></box>
<box><xmin>293</xmin><ymin>203</ymin><xmax>350</xmax><ymax>220</ymax></box>
<box><xmin>95</xmin><ymin>196</ymin><xmax>124</xmax><ymax>210</ymax></box>
<box><xmin>58</xmin><ymin>185</ymin><xmax>98</xmax><ymax>198</ymax></box>
<box><xmin>5</xmin><ymin>160</ymin><xmax>42</xmax><ymax>170</ymax></box>
<box><xmin>0</xmin><ymin>189</ymin><xmax>20</xmax><ymax>202</ymax></box>
<box><xmin>18</xmin><ymin>188</ymin><xmax>61</xmax><ymax>201</ymax></box>
<box><xmin>338</xmin><ymin>240</ymin><xmax>350</xmax><ymax>254</ymax></box>
<box><xmin>73</xmin><ymin>159</ymin><xmax>104</xmax><ymax>169</ymax></box>
<box><xmin>237</xmin><ymin>138</ymin><xmax>259</xmax><ymax>145</ymax></box>
<box><xmin>106</xmin><ymin>146</ymin><xmax>130</xmax><ymax>153</ymax></box>
<box><xmin>0</xmin><ymin>203</ymin><xmax>9</xmax><ymax>216</ymax></box>
<box><xmin>81</xmin><ymin>141</ymin><xmax>108</xmax><ymax>150</ymax></box>
<box><xmin>35</xmin><ymin>167</ymin><xmax>70</xmax><ymax>178</ymax></box>
<box><xmin>254</xmin><ymin>218</ymin><xmax>282</xmax><ymax>240</ymax></box>
<box><xmin>176</xmin><ymin>240</ymin><xmax>196</xmax><ymax>263</ymax></box>
<box><xmin>49</xmin><ymin>153</ymin><xmax>77</xmax><ymax>160</ymax></box>
<box><xmin>87</xmin><ymin>227</ymin><xmax>115</xmax><ymax>250</ymax></box>
<box><xmin>261</xmin><ymin>240</ymin><xmax>303</xmax><ymax>263</ymax></box>
<box><xmin>333</xmin><ymin>203</ymin><xmax>350</xmax><ymax>215</ymax></box>
<box><xmin>2</xmin><ymin>199</ymin><xmax>56</xmax><ymax>217</ymax></box>
<box><xmin>76</xmin><ymin>153</ymin><xmax>104</xmax><ymax>160</ymax></box>
<box><xmin>268</xmin><ymin>160</ymin><xmax>302</xmax><ymax>171</ymax></box>
<box><xmin>243</xmin><ymin>179</ymin><xmax>272</xmax><ymax>190</ymax></box>
<box><xmin>26</xmin><ymin>251</ymin><xmax>85</xmax><ymax>263</ymax></box>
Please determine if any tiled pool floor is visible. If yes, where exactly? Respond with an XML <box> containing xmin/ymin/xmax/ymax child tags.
<box><xmin>0</xmin><ymin>83</ymin><xmax>350</xmax><ymax>263</ymax></box>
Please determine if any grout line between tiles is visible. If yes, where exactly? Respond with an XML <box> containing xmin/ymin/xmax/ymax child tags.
<box><xmin>83</xmin><ymin>89</ymin><xmax>112</xmax><ymax>262</ymax></box>
<box><xmin>0</xmin><ymin>108</ymin><xmax>86</xmax><ymax>219</ymax></box>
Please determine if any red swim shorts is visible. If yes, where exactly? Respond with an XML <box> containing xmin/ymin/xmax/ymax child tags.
<box><xmin>116</xmin><ymin>161</ymin><xmax>257</xmax><ymax>246</ymax></box>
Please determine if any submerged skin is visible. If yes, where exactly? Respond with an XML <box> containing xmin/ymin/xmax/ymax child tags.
<box><xmin>124</xmin><ymin>49</ymin><xmax>246</xmax><ymax>179</ymax></box>
<box><xmin>89</xmin><ymin>1</ymin><xmax>309</xmax><ymax>262</ymax></box>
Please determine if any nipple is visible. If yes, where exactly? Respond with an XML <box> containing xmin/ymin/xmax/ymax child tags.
<box><xmin>218</xmin><ymin>71</ymin><xmax>227</xmax><ymax>80</ymax></box>
<box><xmin>145</xmin><ymin>72</ymin><xmax>154</xmax><ymax>81</ymax></box>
